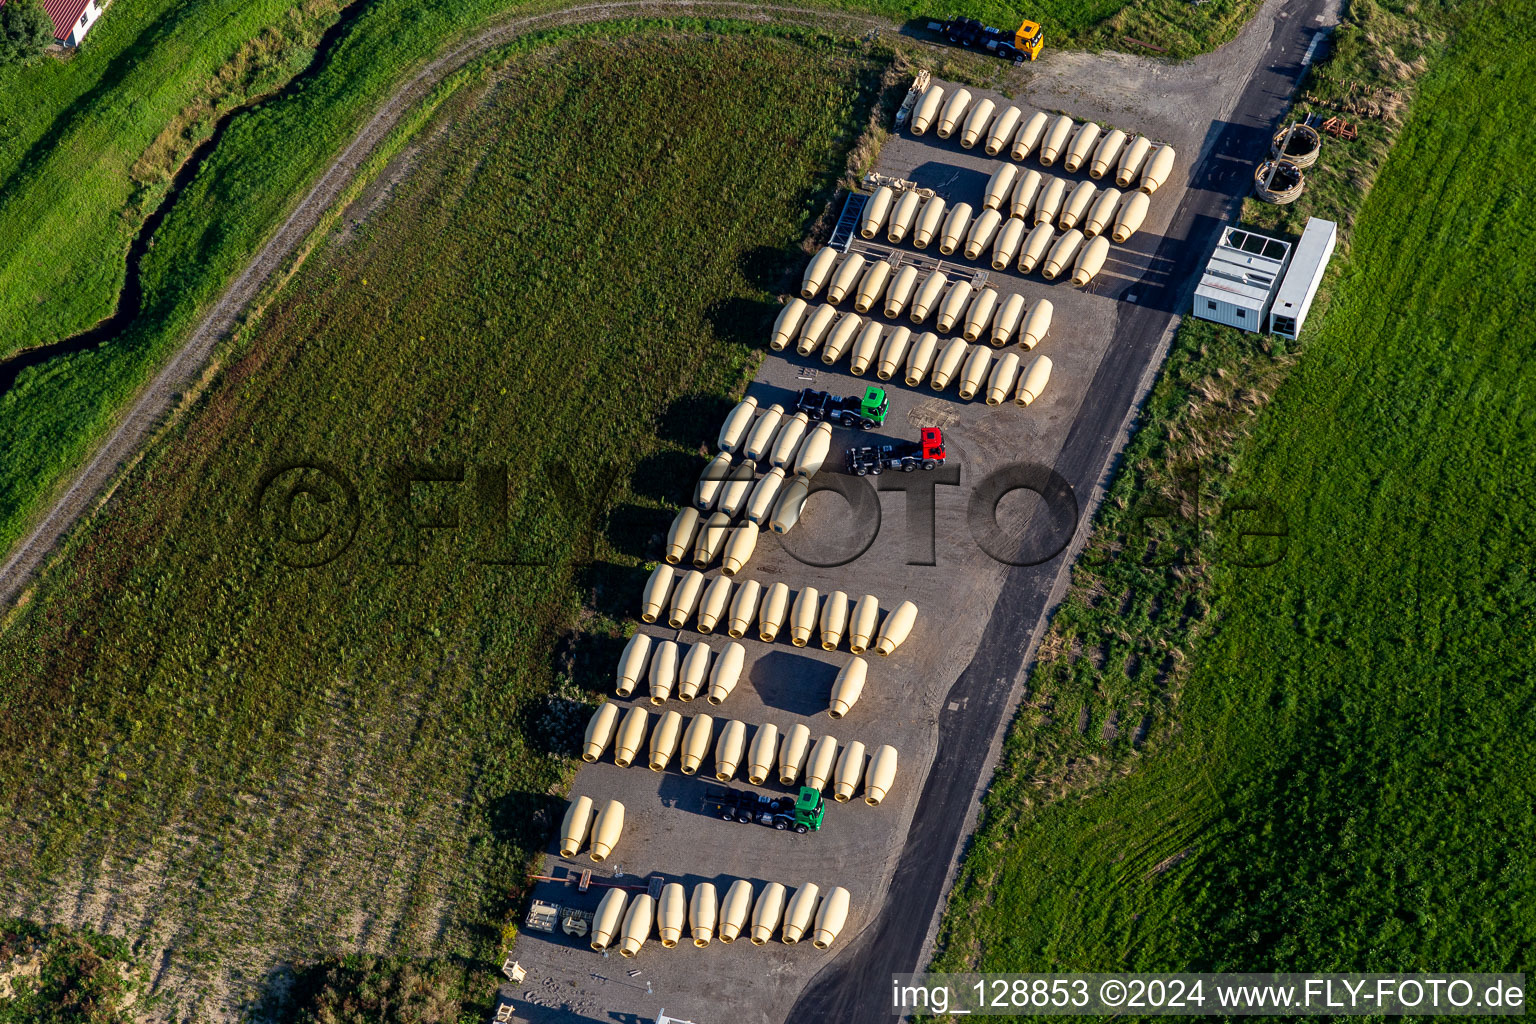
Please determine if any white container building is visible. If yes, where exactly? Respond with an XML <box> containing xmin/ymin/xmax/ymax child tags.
<box><xmin>1268</xmin><ymin>217</ymin><xmax>1337</xmax><ymax>338</ymax></box>
<box><xmin>1192</xmin><ymin>226</ymin><xmax>1292</xmax><ymax>332</ymax></box>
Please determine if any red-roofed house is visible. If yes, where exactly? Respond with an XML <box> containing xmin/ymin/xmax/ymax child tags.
<box><xmin>0</xmin><ymin>0</ymin><xmax>106</xmax><ymax>47</ymax></box>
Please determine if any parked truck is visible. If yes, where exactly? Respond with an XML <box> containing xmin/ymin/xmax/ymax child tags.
<box><xmin>795</xmin><ymin>385</ymin><xmax>889</xmax><ymax>430</ymax></box>
<box><xmin>847</xmin><ymin>427</ymin><xmax>947</xmax><ymax>475</ymax></box>
<box><xmin>703</xmin><ymin>786</ymin><xmax>825</xmax><ymax>833</ymax></box>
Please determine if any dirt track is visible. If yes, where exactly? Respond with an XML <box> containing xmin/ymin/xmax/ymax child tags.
<box><xmin>0</xmin><ymin>0</ymin><xmax>893</xmax><ymax>613</ymax></box>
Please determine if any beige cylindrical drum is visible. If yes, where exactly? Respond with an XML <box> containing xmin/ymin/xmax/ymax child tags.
<box><xmin>715</xmin><ymin>719</ymin><xmax>748</xmax><ymax>780</ymax></box>
<box><xmin>690</xmin><ymin>883</ymin><xmax>719</xmax><ymax>947</ymax></box>
<box><xmin>990</xmin><ymin>292</ymin><xmax>1026</xmax><ymax>347</ymax></box>
<box><xmin>657</xmin><ymin>882</ymin><xmax>686</xmax><ymax>947</ymax></box>
<box><xmin>747</xmin><ymin>722</ymin><xmax>779</xmax><ymax>785</ymax></box>
<box><xmin>963</xmin><ymin>287</ymin><xmax>999</xmax><ymax>343</ymax></box>
<box><xmin>647</xmin><ymin>639</ymin><xmax>679</xmax><ymax>704</ymax></box>
<box><xmin>1090</xmin><ymin>128</ymin><xmax>1127</xmax><ymax>180</ymax></box>
<box><xmin>1059</xmin><ymin>180</ymin><xmax>1097</xmax><ymax>231</ymax></box>
<box><xmin>805</xmin><ymin>734</ymin><xmax>839</xmax><ymax>792</ymax></box>
<box><xmin>858</xmin><ymin>188</ymin><xmax>892</xmax><ymax>239</ymax></box>
<box><xmin>1019</xmin><ymin>298</ymin><xmax>1054</xmax><ymax>349</ymax></box>
<box><xmin>676</xmin><ymin>640</ymin><xmax>711</xmax><ymax>700</ymax></box>
<box><xmin>667</xmin><ymin>570</ymin><xmax>705</xmax><ymax>629</ymax></box>
<box><xmin>908</xmin><ymin>270</ymin><xmax>947</xmax><ymax>323</ymax></box>
<box><xmin>789</xmin><ymin>586</ymin><xmax>820</xmax><ymax>648</ymax></box>
<box><xmin>935</xmin><ymin>88</ymin><xmax>972</xmax><ymax>139</ymax></box>
<box><xmin>613</xmin><ymin>706</ymin><xmax>648</xmax><ymax>768</ymax></box>
<box><xmin>664</xmin><ymin>506</ymin><xmax>700</xmax><ymax>565</ymax></box>
<box><xmin>929</xmin><ymin>337</ymin><xmax>970</xmax><ymax>391</ymax></box>
<box><xmin>691</xmin><ymin>451</ymin><xmax>732</xmax><ymax>510</ymax></box>
<box><xmin>726</xmin><ymin>578</ymin><xmax>762</xmax><ymax>638</ymax></box>
<box><xmin>832</xmin><ymin>741</ymin><xmax>866</xmax><ymax>802</ymax></box>
<box><xmin>1140</xmin><ymin>144</ymin><xmax>1176</xmax><ymax>194</ymax></box>
<box><xmin>591</xmin><ymin>888</ymin><xmax>627</xmax><ymax>952</ymax></box>
<box><xmin>820</xmin><ymin>313</ymin><xmax>862</xmax><ymax>365</ymax></box>
<box><xmin>982</xmin><ymin>163</ymin><xmax>1018</xmax><ymax>211</ymax></box>
<box><xmin>797</xmin><ymin>305</ymin><xmax>836</xmax><ymax>358</ymax></box>
<box><xmin>992</xmin><ymin>216</ymin><xmax>1027</xmax><ymax>270</ymax></box>
<box><xmin>828</xmin><ymin>657</ymin><xmax>867</xmax><ymax>719</ymax></box>
<box><xmin>679</xmin><ymin>713</ymin><xmax>714</xmax><ymax>774</ymax></box>
<box><xmin>887</xmin><ymin>190</ymin><xmax>922</xmax><ymax>243</ymax></box>
<box><xmin>778</xmin><ymin>723</ymin><xmax>812</xmax><ymax>785</ymax></box>
<box><xmin>648</xmin><ymin>710</ymin><xmax>683</xmax><ymax>771</ymax></box>
<box><xmin>745</xmin><ymin>467</ymin><xmax>786</xmax><ymax>525</ymax></box>
<box><xmin>911</xmin><ymin>196</ymin><xmax>946</xmax><ymax>249</ymax></box>
<box><xmin>1041</xmin><ymin>228</ymin><xmax>1085</xmax><ymax>281</ymax></box>
<box><xmin>639</xmin><ymin>563</ymin><xmax>675</xmax><ymax>624</ymax></box>
<box><xmin>1016</xmin><ymin>354</ymin><xmax>1054</xmax><ymax>406</ymax></box>
<box><xmin>800</xmin><ymin>246</ymin><xmax>836</xmax><ymax>300</ymax></box>
<box><xmin>938</xmin><ymin>203</ymin><xmax>973</xmax><ymax>256</ymax></box>
<box><xmin>770</xmin><ymin>300</ymin><xmax>807</xmax><ymax>352</ymax></box>
<box><xmin>793</xmin><ymin>422</ymin><xmax>833</xmax><ymax>479</ymax></box>
<box><xmin>853</xmin><ymin>259</ymin><xmax>892</xmax><ymax>314</ymax></box>
<box><xmin>820</xmin><ymin>589</ymin><xmax>850</xmax><ymax>651</ymax></box>
<box><xmin>905</xmin><ymin>332</ymin><xmax>939</xmax><ymax>386</ymax></box>
<box><xmin>876</xmin><ymin>326</ymin><xmax>913</xmax><ymax>381</ymax></box>
<box><xmin>560</xmin><ymin>795</ymin><xmax>594</xmax><ymax>857</ymax></box>
<box><xmin>957</xmin><ymin>343</ymin><xmax>993</xmax><ymax>401</ymax></box>
<box><xmin>883</xmin><ymin>264</ymin><xmax>919</xmax><ymax>319</ymax></box>
<box><xmin>590</xmin><ymin>799</ymin><xmax>625</xmax><ymax>862</ymax></box>
<box><xmin>583</xmin><ymin>702</ymin><xmax>620</xmax><ymax>762</ymax></box>
<box><xmin>1063</xmin><ymin>121</ymin><xmax>1101</xmax><ymax>173</ymax></box>
<box><xmin>865</xmin><ymin>745</ymin><xmax>899</xmax><ymax>805</ymax></box>
<box><xmin>1034</xmin><ymin>177</ymin><xmax>1066</xmax><ymax>226</ymax></box>
<box><xmin>964</xmin><ymin>208</ymin><xmax>1003</xmax><ymax>260</ymax></box>
<box><xmin>758</xmin><ymin>581</ymin><xmax>790</xmax><ymax>642</ymax></box>
<box><xmin>1112</xmin><ymin>190</ymin><xmax>1150</xmax><ymax>243</ymax></box>
<box><xmin>1073</xmin><ymin>235</ymin><xmax>1111</xmax><ymax>286</ymax></box>
<box><xmin>909</xmin><ymin>83</ymin><xmax>944</xmax><ymax>135</ymax></box>
<box><xmin>617</xmin><ymin>891</ymin><xmax>651</xmax><ymax>957</ymax></box>
<box><xmin>769</xmin><ymin>477</ymin><xmax>811</xmax><ymax>535</ymax></box>
<box><xmin>985</xmin><ymin>105</ymin><xmax>1022</xmax><ymax>155</ymax></box>
<box><xmin>1009</xmin><ymin>167</ymin><xmax>1043</xmax><ymax>220</ymax></box>
<box><xmin>1083</xmin><ymin>187</ymin><xmax>1122</xmax><ymax>238</ymax></box>
<box><xmin>847</xmin><ymin>595</ymin><xmax>879</xmax><ymax>654</ymax></box>
<box><xmin>1011</xmin><ymin>110</ymin><xmax>1049</xmax><ymax>161</ymax></box>
<box><xmin>615</xmin><ymin>632</ymin><xmax>651</xmax><ymax>697</ymax></box>
<box><xmin>873</xmin><ymin>600</ymin><xmax>918</xmax><ymax>656</ymax></box>
<box><xmin>781</xmin><ymin>883</ymin><xmax>821</xmax><ymax>944</ymax></box>
<box><xmin>718</xmin><ymin>879</ymin><xmax>754</xmax><ymax>943</ymax></box>
<box><xmin>825</xmin><ymin>253</ymin><xmax>866</xmax><ymax>305</ymax></box>
<box><xmin>934</xmin><ymin>280</ymin><xmax>973</xmax><ymax>335</ymax></box>
<box><xmin>849</xmin><ymin>320</ymin><xmax>883</xmax><ymax>376</ymax></box>
<box><xmin>986</xmin><ymin>350</ymin><xmax>1022</xmax><ymax>406</ymax></box>
<box><xmin>717</xmin><ymin>396</ymin><xmax>758</xmax><ymax>453</ymax></box>
<box><xmin>960</xmin><ymin>97</ymin><xmax>995</xmax><ymax>149</ymax></box>
<box><xmin>1038</xmin><ymin>115</ymin><xmax>1074</xmax><ymax>166</ymax></box>
<box><xmin>1018</xmin><ymin>222</ymin><xmax>1054</xmax><ymax>274</ymax></box>
<box><xmin>707</xmin><ymin>641</ymin><xmax>745</xmax><ymax>705</ymax></box>
<box><xmin>1117</xmin><ymin>135</ymin><xmax>1153</xmax><ymax>187</ymax></box>
<box><xmin>813</xmin><ymin>886</ymin><xmax>851</xmax><ymax>949</ymax></box>
<box><xmin>750</xmin><ymin>882</ymin><xmax>788</xmax><ymax>945</ymax></box>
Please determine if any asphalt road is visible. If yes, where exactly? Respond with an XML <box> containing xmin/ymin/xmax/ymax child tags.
<box><xmin>790</xmin><ymin>0</ymin><xmax>1337</xmax><ymax>1017</ymax></box>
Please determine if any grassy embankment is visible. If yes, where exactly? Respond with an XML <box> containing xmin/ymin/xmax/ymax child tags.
<box><xmin>935</xmin><ymin>0</ymin><xmax>1535</xmax><ymax>980</ymax></box>
<box><xmin>0</xmin><ymin>0</ymin><xmax>1261</xmax><ymax>559</ymax></box>
<box><xmin>0</xmin><ymin>32</ymin><xmax>882</xmax><ymax>1018</ymax></box>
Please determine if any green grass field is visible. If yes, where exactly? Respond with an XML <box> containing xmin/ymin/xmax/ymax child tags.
<box><xmin>0</xmin><ymin>31</ymin><xmax>880</xmax><ymax>1017</ymax></box>
<box><xmin>935</xmin><ymin>0</ymin><xmax>1535</xmax><ymax>980</ymax></box>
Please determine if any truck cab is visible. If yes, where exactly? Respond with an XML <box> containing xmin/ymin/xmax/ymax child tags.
<box><xmin>1014</xmin><ymin>20</ymin><xmax>1044</xmax><ymax>60</ymax></box>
